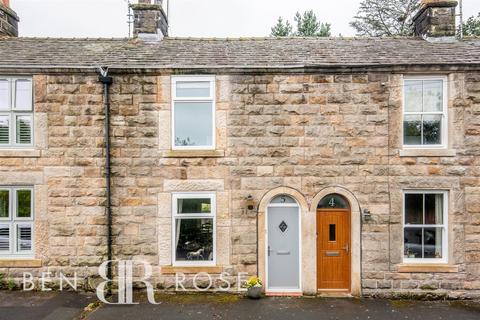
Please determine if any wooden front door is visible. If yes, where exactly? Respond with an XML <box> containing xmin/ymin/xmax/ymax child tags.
<box><xmin>317</xmin><ymin>210</ymin><xmax>351</xmax><ymax>291</ymax></box>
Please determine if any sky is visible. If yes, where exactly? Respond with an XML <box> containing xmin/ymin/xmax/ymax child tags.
<box><xmin>10</xmin><ymin>0</ymin><xmax>480</xmax><ymax>38</ymax></box>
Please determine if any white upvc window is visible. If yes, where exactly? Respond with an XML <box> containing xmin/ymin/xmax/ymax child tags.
<box><xmin>402</xmin><ymin>76</ymin><xmax>448</xmax><ymax>149</ymax></box>
<box><xmin>172</xmin><ymin>193</ymin><xmax>216</xmax><ymax>266</ymax></box>
<box><xmin>0</xmin><ymin>187</ymin><xmax>34</xmax><ymax>257</ymax></box>
<box><xmin>0</xmin><ymin>77</ymin><xmax>34</xmax><ymax>148</ymax></box>
<box><xmin>171</xmin><ymin>76</ymin><xmax>215</xmax><ymax>150</ymax></box>
<box><xmin>403</xmin><ymin>190</ymin><xmax>448</xmax><ymax>263</ymax></box>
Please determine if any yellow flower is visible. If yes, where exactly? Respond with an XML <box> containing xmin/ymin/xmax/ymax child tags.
<box><xmin>245</xmin><ymin>276</ymin><xmax>262</xmax><ymax>288</ymax></box>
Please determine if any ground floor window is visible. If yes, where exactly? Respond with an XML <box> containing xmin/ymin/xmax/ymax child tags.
<box><xmin>172</xmin><ymin>193</ymin><xmax>215</xmax><ymax>266</ymax></box>
<box><xmin>0</xmin><ymin>186</ymin><xmax>34</xmax><ymax>257</ymax></box>
<box><xmin>403</xmin><ymin>190</ymin><xmax>447</xmax><ymax>263</ymax></box>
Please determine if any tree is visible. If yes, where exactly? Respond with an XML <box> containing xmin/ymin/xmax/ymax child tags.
<box><xmin>270</xmin><ymin>17</ymin><xmax>293</xmax><ymax>37</ymax></box>
<box><xmin>270</xmin><ymin>10</ymin><xmax>331</xmax><ymax>37</ymax></box>
<box><xmin>462</xmin><ymin>13</ymin><xmax>480</xmax><ymax>36</ymax></box>
<box><xmin>294</xmin><ymin>10</ymin><xmax>331</xmax><ymax>37</ymax></box>
<box><xmin>350</xmin><ymin>0</ymin><xmax>420</xmax><ymax>37</ymax></box>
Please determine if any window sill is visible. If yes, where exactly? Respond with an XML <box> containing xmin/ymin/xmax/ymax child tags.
<box><xmin>0</xmin><ymin>259</ymin><xmax>42</xmax><ymax>268</ymax></box>
<box><xmin>0</xmin><ymin>149</ymin><xmax>41</xmax><ymax>158</ymax></box>
<box><xmin>164</xmin><ymin>150</ymin><xmax>225</xmax><ymax>158</ymax></box>
<box><xmin>397</xmin><ymin>264</ymin><xmax>458</xmax><ymax>273</ymax></box>
<box><xmin>161</xmin><ymin>266</ymin><xmax>223</xmax><ymax>274</ymax></box>
<box><xmin>399</xmin><ymin>149</ymin><xmax>456</xmax><ymax>157</ymax></box>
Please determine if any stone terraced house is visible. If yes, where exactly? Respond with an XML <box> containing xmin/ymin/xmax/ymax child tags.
<box><xmin>0</xmin><ymin>0</ymin><xmax>479</xmax><ymax>298</ymax></box>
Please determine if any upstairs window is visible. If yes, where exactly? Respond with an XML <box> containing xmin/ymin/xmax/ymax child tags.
<box><xmin>403</xmin><ymin>77</ymin><xmax>447</xmax><ymax>148</ymax></box>
<box><xmin>171</xmin><ymin>76</ymin><xmax>215</xmax><ymax>150</ymax></box>
<box><xmin>0</xmin><ymin>187</ymin><xmax>34</xmax><ymax>257</ymax></box>
<box><xmin>403</xmin><ymin>191</ymin><xmax>447</xmax><ymax>263</ymax></box>
<box><xmin>0</xmin><ymin>77</ymin><xmax>33</xmax><ymax>147</ymax></box>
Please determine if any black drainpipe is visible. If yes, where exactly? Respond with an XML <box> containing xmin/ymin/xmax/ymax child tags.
<box><xmin>98</xmin><ymin>67</ymin><xmax>113</xmax><ymax>290</ymax></box>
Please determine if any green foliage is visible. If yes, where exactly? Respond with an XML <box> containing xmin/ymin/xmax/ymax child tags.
<box><xmin>7</xmin><ymin>278</ymin><xmax>16</xmax><ymax>291</ymax></box>
<box><xmin>245</xmin><ymin>276</ymin><xmax>262</xmax><ymax>289</ymax></box>
<box><xmin>350</xmin><ymin>0</ymin><xmax>420</xmax><ymax>36</ymax></box>
<box><xmin>462</xmin><ymin>13</ymin><xmax>480</xmax><ymax>36</ymax></box>
<box><xmin>270</xmin><ymin>10</ymin><xmax>331</xmax><ymax>37</ymax></box>
<box><xmin>270</xmin><ymin>17</ymin><xmax>293</xmax><ymax>37</ymax></box>
<box><xmin>294</xmin><ymin>10</ymin><xmax>331</xmax><ymax>37</ymax></box>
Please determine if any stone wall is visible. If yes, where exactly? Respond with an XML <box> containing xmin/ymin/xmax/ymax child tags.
<box><xmin>0</xmin><ymin>74</ymin><xmax>107</xmax><ymax>289</ymax></box>
<box><xmin>0</xmin><ymin>70</ymin><xmax>478</xmax><ymax>297</ymax></box>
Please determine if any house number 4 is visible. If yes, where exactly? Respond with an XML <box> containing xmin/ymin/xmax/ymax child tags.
<box><xmin>328</xmin><ymin>198</ymin><xmax>336</xmax><ymax>207</ymax></box>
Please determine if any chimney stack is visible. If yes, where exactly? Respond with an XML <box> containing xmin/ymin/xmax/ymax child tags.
<box><xmin>413</xmin><ymin>0</ymin><xmax>458</xmax><ymax>42</ymax></box>
<box><xmin>0</xmin><ymin>0</ymin><xmax>19</xmax><ymax>37</ymax></box>
<box><xmin>130</xmin><ymin>0</ymin><xmax>168</xmax><ymax>41</ymax></box>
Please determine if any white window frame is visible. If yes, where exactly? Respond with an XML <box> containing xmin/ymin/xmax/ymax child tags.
<box><xmin>0</xmin><ymin>77</ymin><xmax>34</xmax><ymax>148</ymax></box>
<box><xmin>171</xmin><ymin>192</ymin><xmax>216</xmax><ymax>266</ymax></box>
<box><xmin>402</xmin><ymin>76</ymin><xmax>448</xmax><ymax>149</ymax></box>
<box><xmin>402</xmin><ymin>190</ymin><xmax>448</xmax><ymax>264</ymax></box>
<box><xmin>0</xmin><ymin>186</ymin><xmax>34</xmax><ymax>258</ymax></box>
<box><xmin>171</xmin><ymin>76</ymin><xmax>216</xmax><ymax>150</ymax></box>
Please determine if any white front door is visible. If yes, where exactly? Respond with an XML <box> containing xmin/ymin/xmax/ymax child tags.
<box><xmin>266</xmin><ymin>196</ymin><xmax>301</xmax><ymax>292</ymax></box>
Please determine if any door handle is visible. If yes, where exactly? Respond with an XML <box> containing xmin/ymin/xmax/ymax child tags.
<box><xmin>268</xmin><ymin>246</ymin><xmax>271</xmax><ymax>256</ymax></box>
<box><xmin>343</xmin><ymin>244</ymin><xmax>349</xmax><ymax>254</ymax></box>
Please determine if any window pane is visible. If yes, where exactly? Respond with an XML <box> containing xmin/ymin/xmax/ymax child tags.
<box><xmin>176</xmin><ymin>81</ymin><xmax>210</xmax><ymax>98</ymax></box>
<box><xmin>423</xmin><ymin>80</ymin><xmax>443</xmax><ymax>112</ymax></box>
<box><xmin>422</xmin><ymin>115</ymin><xmax>442</xmax><ymax>145</ymax></box>
<box><xmin>404</xmin><ymin>80</ymin><xmax>423</xmax><ymax>112</ymax></box>
<box><xmin>177</xmin><ymin>198</ymin><xmax>211</xmax><ymax>214</ymax></box>
<box><xmin>329</xmin><ymin>224</ymin><xmax>336</xmax><ymax>241</ymax></box>
<box><xmin>0</xmin><ymin>115</ymin><xmax>9</xmax><ymax>144</ymax></box>
<box><xmin>318</xmin><ymin>194</ymin><xmax>349</xmax><ymax>209</ymax></box>
<box><xmin>405</xmin><ymin>193</ymin><xmax>423</xmax><ymax>224</ymax></box>
<box><xmin>424</xmin><ymin>227</ymin><xmax>442</xmax><ymax>258</ymax></box>
<box><xmin>404</xmin><ymin>227</ymin><xmax>422</xmax><ymax>259</ymax></box>
<box><xmin>403</xmin><ymin>115</ymin><xmax>422</xmax><ymax>145</ymax></box>
<box><xmin>0</xmin><ymin>79</ymin><xmax>9</xmax><ymax>110</ymax></box>
<box><xmin>425</xmin><ymin>194</ymin><xmax>443</xmax><ymax>224</ymax></box>
<box><xmin>15</xmin><ymin>79</ymin><xmax>32</xmax><ymax>110</ymax></box>
<box><xmin>174</xmin><ymin>102</ymin><xmax>213</xmax><ymax>147</ymax></box>
<box><xmin>0</xmin><ymin>224</ymin><xmax>9</xmax><ymax>252</ymax></box>
<box><xmin>16</xmin><ymin>115</ymin><xmax>32</xmax><ymax>144</ymax></box>
<box><xmin>17</xmin><ymin>224</ymin><xmax>32</xmax><ymax>252</ymax></box>
<box><xmin>0</xmin><ymin>190</ymin><xmax>9</xmax><ymax>218</ymax></box>
<box><xmin>271</xmin><ymin>195</ymin><xmax>297</xmax><ymax>204</ymax></box>
<box><xmin>175</xmin><ymin>218</ymin><xmax>214</xmax><ymax>262</ymax></box>
<box><xmin>16</xmin><ymin>189</ymin><xmax>32</xmax><ymax>218</ymax></box>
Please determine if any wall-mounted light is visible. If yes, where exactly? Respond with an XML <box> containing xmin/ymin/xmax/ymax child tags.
<box><xmin>247</xmin><ymin>195</ymin><xmax>255</xmax><ymax>211</ymax></box>
<box><xmin>363</xmin><ymin>208</ymin><xmax>372</xmax><ymax>221</ymax></box>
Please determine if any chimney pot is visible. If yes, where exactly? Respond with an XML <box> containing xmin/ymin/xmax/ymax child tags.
<box><xmin>413</xmin><ymin>0</ymin><xmax>458</xmax><ymax>42</ymax></box>
<box><xmin>0</xmin><ymin>0</ymin><xmax>19</xmax><ymax>37</ymax></box>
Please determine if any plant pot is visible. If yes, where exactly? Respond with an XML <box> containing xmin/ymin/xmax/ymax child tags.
<box><xmin>246</xmin><ymin>286</ymin><xmax>263</xmax><ymax>299</ymax></box>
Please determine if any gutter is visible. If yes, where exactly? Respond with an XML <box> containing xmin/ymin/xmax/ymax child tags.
<box><xmin>3</xmin><ymin>62</ymin><xmax>480</xmax><ymax>73</ymax></box>
<box><xmin>98</xmin><ymin>67</ymin><xmax>113</xmax><ymax>291</ymax></box>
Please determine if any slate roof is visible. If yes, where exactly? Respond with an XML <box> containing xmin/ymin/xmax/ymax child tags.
<box><xmin>1</xmin><ymin>36</ymin><xmax>480</xmax><ymax>70</ymax></box>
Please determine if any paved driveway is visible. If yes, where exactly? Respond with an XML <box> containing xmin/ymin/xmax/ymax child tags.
<box><xmin>0</xmin><ymin>291</ymin><xmax>479</xmax><ymax>320</ymax></box>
